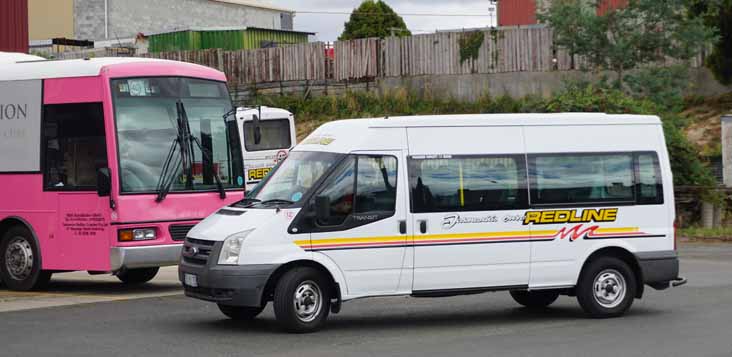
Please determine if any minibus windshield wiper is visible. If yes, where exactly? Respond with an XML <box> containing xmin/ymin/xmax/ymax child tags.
<box><xmin>233</xmin><ymin>197</ymin><xmax>261</xmax><ymax>207</ymax></box>
<box><xmin>260</xmin><ymin>199</ymin><xmax>294</xmax><ymax>205</ymax></box>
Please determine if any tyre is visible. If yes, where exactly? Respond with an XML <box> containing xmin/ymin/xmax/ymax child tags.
<box><xmin>576</xmin><ymin>256</ymin><xmax>637</xmax><ymax>318</ymax></box>
<box><xmin>218</xmin><ymin>304</ymin><xmax>265</xmax><ymax>321</ymax></box>
<box><xmin>510</xmin><ymin>290</ymin><xmax>560</xmax><ymax>309</ymax></box>
<box><xmin>116</xmin><ymin>267</ymin><xmax>159</xmax><ymax>284</ymax></box>
<box><xmin>273</xmin><ymin>267</ymin><xmax>331</xmax><ymax>333</ymax></box>
<box><xmin>0</xmin><ymin>226</ymin><xmax>52</xmax><ymax>291</ymax></box>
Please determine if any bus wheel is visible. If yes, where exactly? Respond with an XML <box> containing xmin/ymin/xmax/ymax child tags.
<box><xmin>576</xmin><ymin>256</ymin><xmax>636</xmax><ymax>318</ymax></box>
<box><xmin>273</xmin><ymin>267</ymin><xmax>331</xmax><ymax>333</ymax></box>
<box><xmin>116</xmin><ymin>267</ymin><xmax>159</xmax><ymax>284</ymax></box>
<box><xmin>510</xmin><ymin>290</ymin><xmax>560</xmax><ymax>309</ymax></box>
<box><xmin>218</xmin><ymin>304</ymin><xmax>265</xmax><ymax>321</ymax></box>
<box><xmin>0</xmin><ymin>226</ymin><xmax>52</xmax><ymax>291</ymax></box>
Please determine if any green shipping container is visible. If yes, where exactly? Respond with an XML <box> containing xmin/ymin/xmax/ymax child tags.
<box><xmin>148</xmin><ymin>27</ymin><xmax>313</xmax><ymax>52</ymax></box>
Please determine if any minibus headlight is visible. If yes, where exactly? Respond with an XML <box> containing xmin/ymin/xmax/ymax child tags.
<box><xmin>218</xmin><ymin>230</ymin><xmax>253</xmax><ymax>265</ymax></box>
<box><xmin>118</xmin><ymin>228</ymin><xmax>156</xmax><ymax>242</ymax></box>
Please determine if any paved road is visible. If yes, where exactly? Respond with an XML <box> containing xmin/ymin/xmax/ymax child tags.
<box><xmin>1</xmin><ymin>243</ymin><xmax>732</xmax><ymax>357</ymax></box>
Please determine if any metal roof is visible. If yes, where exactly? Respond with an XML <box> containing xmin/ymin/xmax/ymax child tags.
<box><xmin>145</xmin><ymin>26</ymin><xmax>315</xmax><ymax>37</ymax></box>
<box><xmin>210</xmin><ymin>0</ymin><xmax>293</xmax><ymax>13</ymax></box>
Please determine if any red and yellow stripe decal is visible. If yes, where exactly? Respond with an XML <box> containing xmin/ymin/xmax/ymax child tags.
<box><xmin>294</xmin><ymin>225</ymin><xmax>661</xmax><ymax>251</ymax></box>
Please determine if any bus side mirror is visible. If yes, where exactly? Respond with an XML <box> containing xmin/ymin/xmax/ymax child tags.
<box><xmin>314</xmin><ymin>196</ymin><xmax>330</xmax><ymax>222</ymax></box>
<box><xmin>97</xmin><ymin>168</ymin><xmax>111</xmax><ymax>197</ymax></box>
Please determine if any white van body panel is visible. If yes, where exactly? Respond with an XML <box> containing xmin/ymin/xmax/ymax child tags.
<box><xmin>182</xmin><ymin>113</ymin><xmax>678</xmax><ymax>307</ymax></box>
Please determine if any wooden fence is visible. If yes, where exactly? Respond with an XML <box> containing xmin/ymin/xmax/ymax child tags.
<box><xmin>140</xmin><ymin>26</ymin><xmax>706</xmax><ymax>85</ymax></box>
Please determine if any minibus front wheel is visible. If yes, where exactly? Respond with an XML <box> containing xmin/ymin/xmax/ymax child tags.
<box><xmin>218</xmin><ymin>304</ymin><xmax>265</xmax><ymax>321</ymax></box>
<box><xmin>273</xmin><ymin>267</ymin><xmax>331</xmax><ymax>333</ymax></box>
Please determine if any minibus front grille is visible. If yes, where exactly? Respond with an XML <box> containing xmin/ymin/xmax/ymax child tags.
<box><xmin>169</xmin><ymin>224</ymin><xmax>196</xmax><ymax>241</ymax></box>
<box><xmin>182</xmin><ymin>237</ymin><xmax>215</xmax><ymax>266</ymax></box>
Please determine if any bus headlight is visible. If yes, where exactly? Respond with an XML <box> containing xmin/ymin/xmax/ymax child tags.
<box><xmin>218</xmin><ymin>230</ymin><xmax>253</xmax><ymax>265</ymax></box>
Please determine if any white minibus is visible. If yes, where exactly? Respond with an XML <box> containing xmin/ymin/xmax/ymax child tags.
<box><xmin>180</xmin><ymin>114</ymin><xmax>685</xmax><ymax>332</ymax></box>
<box><xmin>236</xmin><ymin>106</ymin><xmax>296</xmax><ymax>189</ymax></box>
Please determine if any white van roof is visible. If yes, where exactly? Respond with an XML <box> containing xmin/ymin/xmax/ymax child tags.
<box><xmin>295</xmin><ymin>113</ymin><xmax>661</xmax><ymax>153</ymax></box>
<box><xmin>0</xmin><ymin>57</ymin><xmax>202</xmax><ymax>81</ymax></box>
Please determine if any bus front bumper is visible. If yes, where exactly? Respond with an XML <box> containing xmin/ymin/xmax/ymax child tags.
<box><xmin>110</xmin><ymin>244</ymin><xmax>183</xmax><ymax>272</ymax></box>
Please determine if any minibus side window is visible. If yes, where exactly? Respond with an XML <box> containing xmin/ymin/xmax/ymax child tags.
<box><xmin>409</xmin><ymin>155</ymin><xmax>528</xmax><ymax>213</ymax></box>
<box><xmin>317</xmin><ymin>156</ymin><xmax>356</xmax><ymax>226</ymax></box>
<box><xmin>315</xmin><ymin>155</ymin><xmax>398</xmax><ymax>228</ymax></box>
<box><xmin>636</xmin><ymin>152</ymin><xmax>664</xmax><ymax>205</ymax></box>
<box><xmin>529</xmin><ymin>153</ymin><xmax>634</xmax><ymax>205</ymax></box>
<box><xmin>42</xmin><ymin>103</ymin><xmax>107</xmax><ymax>190</ymax></box>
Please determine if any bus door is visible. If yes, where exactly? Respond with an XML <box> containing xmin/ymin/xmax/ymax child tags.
<box><xmin>42</xmin><ymin>101</ymin><xmax>112</xmax><ymax>271</ymax></box>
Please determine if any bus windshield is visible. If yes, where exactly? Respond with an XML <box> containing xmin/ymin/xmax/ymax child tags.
<box><xmin>245</xmin><ymin>151</ymin><xmax>343</xmax><ymax>205</ymax></box>
<box><xmin>112</xmin><ymin>77</ymin><xmax>244</xmax><ymax>194</ymax></box>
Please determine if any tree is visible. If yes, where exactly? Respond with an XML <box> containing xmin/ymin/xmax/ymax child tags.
<box><xmin>687</xmin><ymin>0</ymin><xmax>732</xmax><ymax>85</ymax></box>
<box><xmin>539</xmin><ymin>0</ymin><xmax>716</xmax><ymax>88</ymax></box>
<box><xmin>339</xmin><ymin>0</ymin><xmax>411</xmax><ymax>40</ymax></box>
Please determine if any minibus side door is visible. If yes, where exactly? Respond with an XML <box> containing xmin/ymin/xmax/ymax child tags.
<box><xmin>406</xmin><ymin>126</ymin><xmax>531</xmax><ymax>292</ymax></box>
<box><xmin>308</xmin><ymin>151</ymin><xmax>409</xmax><ymax>295</ymax></box>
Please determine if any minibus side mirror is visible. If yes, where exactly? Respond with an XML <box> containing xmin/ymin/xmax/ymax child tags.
<box><xmin>314</xmin><ymin>196</ymin><xmax>331</xmax><ymax>223</ymax></box>
<box><xmin>252</xmin><ymin>114</ymin><xmax>262</xmax><ymax>145</ymax></box>
<box><xmin>97</xmin><ymin>168</ymin><xmax>111</xmax><ymax>197</ymax></box>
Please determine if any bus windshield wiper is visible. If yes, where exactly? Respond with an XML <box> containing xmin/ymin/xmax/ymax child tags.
<box><xmin>178</xmin><ymin>101</ymin><xmax>227</xmax><ymax>200</ymax></box>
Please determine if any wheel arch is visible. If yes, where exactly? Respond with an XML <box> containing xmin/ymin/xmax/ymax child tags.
<box><xmin>261</xmin><ymin>259</ymin><xmax>343</xmax><ymax>307</ymax></box>
<box><xmin>0</xmin><ymin>216</ymin><xmax>42</xmax><ymax>251</ymax></box>
<box><xmin>578</xmin><ymin>246</ymin><xmax>645</xmax><ymax>299</ymax></box>
<box><xmin>0</xmin><ymin>215</ymin><xmax>46</xmax><ymax>271</ymax></box>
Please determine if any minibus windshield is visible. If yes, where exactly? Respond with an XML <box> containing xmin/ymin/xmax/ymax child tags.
<box><xmin>112</xmin><ymin>77</ymin><xmax>244</xmax><ymax>194</ymax></box>
<box><xmin>244</xmin><ymin>151</ymin><xmax>343</xmax><ymax>206</ymax></box>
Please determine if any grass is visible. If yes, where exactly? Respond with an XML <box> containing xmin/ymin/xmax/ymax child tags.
<box><xmin>679</xmin><ymin>226</ymin><xmax>732</xmax><ymax>240</ymax></box>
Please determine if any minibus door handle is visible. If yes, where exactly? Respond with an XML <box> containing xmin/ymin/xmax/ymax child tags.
<box><xmin>419</xmin><ymin>220</ymin><xmax>427</xmax><ymax>234</ymax></box>
<box><xmin>398</xmin><ymin>220</ymin><xmax>407</xmax><ymax>234</ymax></box>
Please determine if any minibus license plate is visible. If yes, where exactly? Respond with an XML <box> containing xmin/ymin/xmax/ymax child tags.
<box><xmin>184</xmin><ymin>273</ymin><xmax>198</xmax><ymax>287</ymax></box>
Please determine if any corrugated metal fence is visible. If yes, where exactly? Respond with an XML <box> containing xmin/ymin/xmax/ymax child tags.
<box><xmin>141</xmin><ymin>26</ymin><xmax>707</xmax><ymax>84</ymax></box>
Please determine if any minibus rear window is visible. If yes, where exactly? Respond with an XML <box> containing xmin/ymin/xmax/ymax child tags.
<box><xmin>529</xmin><ymin>153</ymin><xmax>635</xmax><ymax>205</ymax></box>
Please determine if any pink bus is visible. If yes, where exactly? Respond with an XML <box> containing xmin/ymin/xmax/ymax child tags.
<box><xmin>0</xmin><ymin>57</ymin><xmax>245</xmax><ymax>291</ymax></box>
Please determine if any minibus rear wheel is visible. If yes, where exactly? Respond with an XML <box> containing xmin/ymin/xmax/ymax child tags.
<box><xmin>0</xmin><ymin>226</ymin><xmax>52</xmax><ymax>291</ymax></box>
<box><xmin>116</xmin><ymin>267</ymin><xmax>159</xmax><ymax>284</ymax></box>
<box><xmin>217</xmin><ymin>304</ymin><xmax>265</xmax><ymax>321</ymax></box>
<box><xmin>510</xmin><ymin>290</ymin><xmax>560</xmax><ymax>309</ymax></box>
<box><xmin>576</xmin><ymin>256</ymin><xmax>636</xmax><ymax>318</ymax></box>
<box><xmin>273</xmin><ymin>267</ymin><xmax>331</xmax><ymax>333</ymax></box>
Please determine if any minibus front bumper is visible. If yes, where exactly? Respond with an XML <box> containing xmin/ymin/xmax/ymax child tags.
<box><xmin>636</xmin><ymin>251</ymin><xmax>686</xmax><ymax>290</ymax></box>
<box><xmin>178</xmin><ymin>240</ymin><xmax>279</xmax><ymax>307</ymax></box>
<box><xmin>110</xmin><ymin>244</ymin><xmax>183</xmax><ymax>272</ymax></box>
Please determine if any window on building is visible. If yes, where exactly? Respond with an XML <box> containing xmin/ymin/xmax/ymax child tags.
<box><xmin>43</xmin><ymin>103</ymin><xmax>107</xmax><ymax>190</ymax></box>
<box><xmin>636</xmin><ymin>152</ymin><xmax>663</xmax><ymax>205</ymax></box>
<box><xmin>529</xmin><ymin>153</ymin><xmax>634</xmax><ymax>205</ymax></box>
<box><xmin>409</xmin><ymin>155</ymin><xmax>528</xmax><ymax>213</ymax></box>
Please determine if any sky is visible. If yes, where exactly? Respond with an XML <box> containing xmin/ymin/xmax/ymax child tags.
<box><xmin>270</xmin><ymin>0</ymin><xmax>498</xmax><ymax>41</ymax></box>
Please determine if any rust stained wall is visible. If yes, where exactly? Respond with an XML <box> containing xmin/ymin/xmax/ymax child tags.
<box><xmin>597</xmin><ymin>0</ymin><xmax>628</xmax><ymax>15</ymax></box>
<box><xmin>0</xmin><ymin>0</ymin><xmax>29</xmax><ymax>53</ymax></box>
<box><xmin>498</xmin><ymin>0</ymin><xmax>538</xmax><ymax>27</ymax></box>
